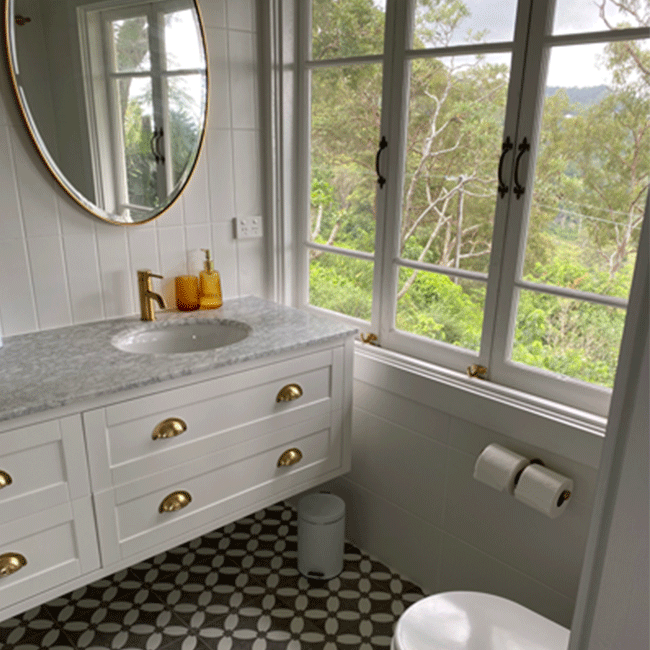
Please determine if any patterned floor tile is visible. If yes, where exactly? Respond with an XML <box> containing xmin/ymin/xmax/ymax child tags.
<box><xmin>2</xmin><ymin>500</ymin><xmax>427</xmax><ymax>650</ymax></box>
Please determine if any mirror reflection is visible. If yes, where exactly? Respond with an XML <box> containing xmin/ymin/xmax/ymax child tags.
<box><xmin>6</xmin><ymin>0</ymin><xmax>208</xmax><ymax>224</ymax></box>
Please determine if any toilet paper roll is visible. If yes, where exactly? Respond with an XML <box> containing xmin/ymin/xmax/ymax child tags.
<box><xmin>514</xmin><ymin>464</ymin><xmax>573</xmax><ymax>518</ymax></box>
<box><xmin>473</xmin><ymin>444</ymin><xmax>528</xmax><ymax>494</ymax></box>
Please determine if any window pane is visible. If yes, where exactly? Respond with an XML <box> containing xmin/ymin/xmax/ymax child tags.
<box><xmin>311</xmin><ymin>0</ymin><xmax>386</xmax><ymax>60</ymax></box>
<box><xmin>310</xmin><ymin>65</ymin><xmax>382</xmax><ymax>255</ymax></box>
<box><xmin>116</xmin><ymin>77</ymin><xmax>158</xmax><ymax>208</ymax></box>
<box><xmin>412</xmin><ymin>0</ymin><xmax>518</xmax><ymax>48</ymax></box>
<box><xmin>309</xmin><ymin>252</ymin><xmax>373</xmax><ymax>321</ymax></box>
<box><xmin>112</xmin><ymin>16</ymin><xmax>150</xmax><ymax>72</ymax></box>
<box><xmin>166</xmin><ymin>74</ymin><xmax>206</xmax><ymax>187</ymax></box>
<box><xmin>512</xmin><ymin>291</ymin><xmax>626</xmax><ymax>388</ymax></box>
<box><xmin>395</xmin><ymin>268</ymin><xmax>485</xmax><ymax>351</ymax></box>
<box><xmin>525</xmin><ymin>41</ymin><xmax>648</xmax><ymax>300</ymax></box>
<box><xmin>165</xmin><ymin>9</ymin><xmax>204</xmax><ymax>71</ymax></box>
<box><xmin>552</xmin><ymin>0</ymin><xmax>648</xmax><ymax>35</ymax></box>
<box><xmin>399</xmin><ymin>54</ymin><xmax>510</xmax><ymax>273</ymax></box>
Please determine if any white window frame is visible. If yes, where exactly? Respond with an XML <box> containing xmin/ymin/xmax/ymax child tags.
<box><xmin>272</xmin><ymin>0</ymin><xmax>649</xmax><ymax>420</ymax></box>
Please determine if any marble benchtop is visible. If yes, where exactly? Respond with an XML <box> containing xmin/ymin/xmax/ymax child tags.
<box><xmin>0</xmin><ymin>297</ymin><xmax>358</xmax><ymax>424</ymax></box>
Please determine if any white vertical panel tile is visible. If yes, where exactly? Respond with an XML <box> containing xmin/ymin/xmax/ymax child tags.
<box><xmin>0</xmin><ymin>239</ymin><xmax>37</xmax><ymax>334</ymax></box>
<box><xmin>236</xmin><ymin>237</ymin><xmax>264</xmax><ymax>297</ymax></box>
<box><xmin>157</xmin><ymin>226</ymin><xmax>187</xmax><ymax>307</ymax></box>
<box><xmin>11</xmin><ymin>128</ymin><xmax>60</xmax><ymax>238</ymax></box>
<box><xmin>0</xmin><ymin>126</ymin><xmax>24</xmax><ymax>240</ymax></box>
<box><xmin>226</xmin><ymin>0</ymin><xmax>256</xmax><ymax>32</ymax></box>
<box><xmin>206</xmin><ymin>128</ymin><xmax>235</xmax><ymax>221</ymax></box>
<box><xmin>183</xmin><ymin>152</ymin><xmax>210</xmax><ymax>224</ymax></box>
<box><xmin>96</xmin><ymin>226</ymin><xmax>133</xmax><ymax>317</ymax></box>
<box><xmin>232</xmin><ymin>129</ymin><xmax>261</xmax><ymax>217</ymax></box>
<box><xmin>206</xmin><ymin>28</ymin><xmax>231</xmax><ymax>129</ymax></box>
<box><xmin>27</xmin><ymin>236</ymin><xmax>72</xmax><ymax>329</ymax></box>
<box><xmin>127</xmin><ymin>227</ymin><xmax>159</xmax><ymax>277</ymax></box>
<box><xmin>62</xmin><ymin>233</ymin><xmax>104</xmax><ymax>323</ymax></box>
<box><xmin>58</xmin><ymin>196</ymin><xmax>98</xmax><ymax>238</ymax></box>
<box><xmin>158</xmin><ymin>196</ymin><xmax>184</xmax><ymax>227</ymax></box>
<box><xmin>228</xmin><ymin>32</ymin><xmax>258</xmax><ymax>129</ymax></box>
<box><xmin>199</xmin><ymin>0</ymin><xmax>226</xmax><ymax>28</ymax></box>
<box><xmin>210</xmin><ymin>221</ymin><xmax>239</xmax><ymax>298</ymax></box>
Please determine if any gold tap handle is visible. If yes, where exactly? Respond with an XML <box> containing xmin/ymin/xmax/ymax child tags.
<box><xmin>152</xmin><ymin>418</ymin><xmax>187</xmax><ymax>440</ymax></box>
<box><xmin>276</xmin><ymin>384</ymin><xmax>303</xmax><ymax>402</ymax></box>
<box><xmin>0</xmin><ymin>470</ymin><xmax>12</xmax><ymax>489</ymax></box>
<box><xmin>0</xmin><ymin>553</ymin><xmax>27</xmax><ymax>578</ymax></box>
<box><xmin>277</xmin><ymin>448</ymin><xmax>303</xmax><ymax>467</ymax></box>
<box><xmin>159</xmin><ymin>490</ymin><xmax>192</xmax><ymax>513</ymax></box>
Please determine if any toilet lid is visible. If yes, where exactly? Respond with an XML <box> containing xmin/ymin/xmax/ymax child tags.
<box><xmin>393</xmin><ymin>591</ymin><xmax>570</xmax><ymax>650</ymax></box>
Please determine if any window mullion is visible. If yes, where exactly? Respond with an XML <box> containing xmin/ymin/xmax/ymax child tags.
<box><xmin>375</xmin><ymin>0</ymin><xmax>413</xmax><ymax>345</ymax></box>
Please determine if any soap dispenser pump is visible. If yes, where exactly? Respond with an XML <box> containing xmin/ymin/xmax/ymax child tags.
<box><xmin>199</xmin><ymin>248</ymin><xmax>222</xmax><ymax>310</ymax></box>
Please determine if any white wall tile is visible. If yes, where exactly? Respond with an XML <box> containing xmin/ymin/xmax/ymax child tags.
<box><xmin>0</xmin><ymin>239</ymin><xmax>37</xmax><ymax>335</ymax></box>
<box><xmin>206</xmin><ymin>27</ymin><xmax>231</xmax><ymax>130</ymax></box>
<box><xmin>236</xmin><ymin>237</ymin><xmax>265</xmax><ymax>297</ymax></box>
<box><xmin>158</xmin><ymin>195</ymin><xmax>184</xmax><ymax>227</ymax></box>
<box><xmin>232</xmin><ymin>129</ymin><xmax>262</xmax><ymax>217</ymax></box>
<box><xmin>210</xmin><ymin>221</ymin><xmax>239</xmax><ymax>298</ymax></box>
<box><xmin>157</xmin><ymin>226</ymin><xmax>188</xmax><ymax>307</ymax></box>
<box><xmin>183</xmin><ymin>151</ymin><xmax>211</xmax><ymax>224</ymax></box>
<box><xmin>437</xmin><ymin>533</ymin><xmax>575</xmax><ymax>627</ymax></box>
<box><xmin>226</xmin><ymin>0</ymin><xmax>256</xmax><ymax>32</ymax></box>
<box><xmin>62</xmin><ymin>233</ymin><xmax>104</xmax><ymax>324</ymax></box>
<box><xmin>127</xmin><ymin>227</ymin><xmax>159</xmax><ymax>277</ymax></box>
<box><xmin>26</xmin><ymin>236</ymin><xmax>72</xmax><ymax>329</ymax></box>
<box><xmin>228</xmin><ymin>32</ymin><xmax>258</xmax><ymax>129</ymax></box>
<box><xmin>96</xmin><ymin>227</ymin><xmax>134</xmax><ymax>318</ymax></box>
<box><xmin>206</xmin><ymin>128</ymin><xmax>236</xmax><ymax>221</ymax></box>
<box><xmin>198</xmin><ymin>0</ymin><xmax>226</xmax><ymax>29</ymax></box>
<box><xmin>58</xmin><ymin>197</ymin><xmax>98</xmax><ymax>238</ymax></box>
<box><xmin>0</xmin><ymin>127</ymin><xmax>24</xmax><ymax>240</ymax></box>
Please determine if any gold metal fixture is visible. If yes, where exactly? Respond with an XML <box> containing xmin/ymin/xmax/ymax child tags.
<box><xmin>137</xmin><ymin>269</ymin><xmax>166</xmax><ymax>321</ymax></box>
<box><xmin>0</xmin><ymin>470</ymin><xmax>12</xmax><ymax>489</ymax></box>
<box><xmin>159</xmin><ymin>490</ymin><xmax>192</xmax><ymax>513</ymax></box>
<box><xmin>277</xmin><ymin>448</ymin><xmax>303</xmax><ymax>467</ymax></box>
<box><xmin>152</xmin><ymin>418</ymin><xmax>187</xmax><ymax>440</ymax></box>
<box><xmin>360</xmin><ymin>333</ymin><xmax>379</xmax><ymax>346</ymax></box>
<box><xmin>276</xmin><ymin>383</ymin><xmax>303</xmax><ymax>402</ymax></box>
<box><xmin>0</xmin><ymin>553</ymin><xmax>27</xmax><ymax>578</ymax></box>
<box><xmin>558</xmin><ymin>490</ymin><xmax>572</xmax><ymax>507</ymax></box>
<box><xmin>467</xmin><ymin>364</ymin><xmax>488</xmax><ymax>380</ymax></box>
<box><xmin>15</xmin><ymin>15</ymin><xmax>31</xmax><ymax>26</ymax></box>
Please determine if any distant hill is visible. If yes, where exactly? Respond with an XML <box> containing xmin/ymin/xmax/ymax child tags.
<box><xmin>545</xmin><ymin>85</ymin><xmax>610</xmax><ymax>107</ymax></box>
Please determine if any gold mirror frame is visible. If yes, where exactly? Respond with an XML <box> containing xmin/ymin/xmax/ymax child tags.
<box><xmin>3</xmin><ymin>0</ymin><xmax>209</xmax><ymax>225</ymax></box>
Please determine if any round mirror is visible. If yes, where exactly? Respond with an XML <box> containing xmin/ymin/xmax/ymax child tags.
<box><xmin>4</xmin><ymin>0</ymin><xmax>208</xmax><ymax>225</ymax></box>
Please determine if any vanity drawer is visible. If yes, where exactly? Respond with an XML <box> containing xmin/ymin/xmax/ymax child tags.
<box><xmin>0</xmin><ymin>416</ymin><xmax>91</xmax><ymax>523</ymax></box>
<box><xmin>84</xmin><ymin>348</ymin><xmax>344</xmax><ymax>491</ymax></box>
<box><xmin>94</xmin><ymin>414</ymin><xmax>342</xmax><ymax>564</ymax></box>
<box><xmin>0</xmin><ymin>498</ymin><xmax>100</xmax><ymax>608</ymax></box>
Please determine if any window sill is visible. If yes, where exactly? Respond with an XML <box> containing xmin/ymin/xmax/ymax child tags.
<box><xmin>353</xmin><ymin>340</ymin><xmax>606</xmax><ymax>469</ymax></box>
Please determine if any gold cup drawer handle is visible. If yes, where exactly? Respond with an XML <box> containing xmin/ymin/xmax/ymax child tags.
<box><xmin>0</xmin><ymin>470</ymin><xmax>12</xmax><ymax>489</ymax></box>
<box><xmin>276</xmin><ymin>384</ymin><xmax>303</xmax><ymax>403</ymax></box>
<box><xmin>277</xmin><ymin>448</ymin><xmax>303</xmax><ymax>467</ymax></box>
<box><xmin>152</xmin><ymin>417</ymin><xmax>187</xmax><ymax>440</ymax></box>
<box><xmin>0</xmin><ymin>553</ymin><xmax>27</xmax><ymax>578</ymax></box>
<box><xmin>159</xmin><ymin>490</ymin><xmax>192</xmax><ymax>513</ymax></box>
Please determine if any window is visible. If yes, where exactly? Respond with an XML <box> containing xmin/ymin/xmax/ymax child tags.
<box><xmin>79</xmin><ymin>0</ymin><xmax>206</xmax><ymax>221</ymax></box>
<box><xmin>296</xmin><ymin>0</ymin><xmax>649</xmax><ymax>416</ymax></box>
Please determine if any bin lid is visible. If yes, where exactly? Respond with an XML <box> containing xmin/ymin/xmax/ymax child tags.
<box><xmin>298</xmin><ymin>493</ymin><xmax>345</xmax><ymax>524</ymax></box>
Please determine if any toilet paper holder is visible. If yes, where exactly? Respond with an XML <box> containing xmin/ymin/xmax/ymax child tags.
<box><xmin>514</xmin><ymin>458</ymin><xmax>572</xmax><ymax>507</ymax></box>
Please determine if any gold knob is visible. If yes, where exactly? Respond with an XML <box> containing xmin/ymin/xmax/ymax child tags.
<box><xmin>159</xmin><ymin>490</ymin><xmax>192</xmax><ymax>513</ymax></box>
<box><xmin>0</xmin><ymin>470</ymin><xmax>12</xmax><ymax>489</ymax></box>
<box><xmin>0</xmin><ymin>553</ymin><xmax>27</xmax><ymax>578</ymax></box>
<box><xmin>277</xmin><ymin>448</ymin><xmax>303</xmax><ymax>467</ymax></box>
<box><xmin>152</xmin><ymin>418</ymin><xmax>187</xmax><ymax>440</ymax></box>
<box><xmin>276</xmin><ymin>384</ymin><xmax>303</xmax><ymax>402</ymax></box>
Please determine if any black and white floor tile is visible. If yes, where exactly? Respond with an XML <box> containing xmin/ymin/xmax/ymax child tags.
<box><xmin>1</xmin><ymin>501</ymin><xmax>427</xmax><ymax>649</ymax></box>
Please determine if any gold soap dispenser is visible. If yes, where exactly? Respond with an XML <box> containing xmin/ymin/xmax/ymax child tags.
<box><xmin>199</xmin><ymin>248</ymin><xmax>222</xmax><ymax>310</ymax></box>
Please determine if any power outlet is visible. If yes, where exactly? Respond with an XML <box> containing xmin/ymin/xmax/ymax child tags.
<box><xmin>234</xmin><ymin>217</ymin><xmax>263</xmax><ymax>239</ymax></box>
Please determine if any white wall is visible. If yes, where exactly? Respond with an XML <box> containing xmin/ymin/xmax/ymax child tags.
<box><xmin>0</xmin><ymin>0</ymin><xmax>265</xmax><ymax>337</ymax></box>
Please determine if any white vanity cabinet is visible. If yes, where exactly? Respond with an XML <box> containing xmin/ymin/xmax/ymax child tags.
<box><xmin>0</xmin><ymin>334</ymin><xmax>353</xmax><ymax>623</ymax></box>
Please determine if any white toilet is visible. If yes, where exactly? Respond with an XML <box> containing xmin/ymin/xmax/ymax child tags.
<box><xmin>391</xmin><ymin>591</ymin><xmax>570</xmax><ymax>650</ymax></box>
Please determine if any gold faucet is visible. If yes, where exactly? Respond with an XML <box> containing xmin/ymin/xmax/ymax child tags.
<box><xmin>137</xmin><ymin>269</ymin><xmax>166</xmax><ymax>321</ymax></box>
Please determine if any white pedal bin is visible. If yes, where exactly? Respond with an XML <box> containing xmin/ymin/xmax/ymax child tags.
<box><xmin>297</xmin><ymin>493</ymin><xmax>345</xmax><ymax>579</ymax></box>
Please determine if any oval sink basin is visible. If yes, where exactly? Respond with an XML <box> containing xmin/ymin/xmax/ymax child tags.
<box><xmin>113</xmin><ymin>320</ymin><xmax>250</xmax><ymax>354</ymax></box>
